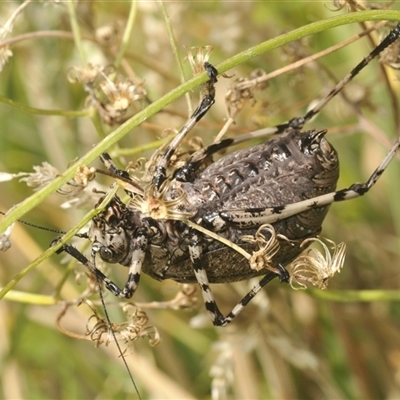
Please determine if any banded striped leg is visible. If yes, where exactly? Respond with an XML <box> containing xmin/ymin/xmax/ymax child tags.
<box><xmin>188</xmin><ymin>229</ymin><xmax>289</xmax><ymax>326</ymax></box>
<box><xmin>173</xmin><ymin>137</ymin><xmax>235</xmax><ymax>182</ymax></box>
<box><xmin>218</xmin><ymin>133</ymin><xmax>400</xmax><ymax>228</ymax></box>
<box><xmin>99</xmin><ymin>153</ymin><xmax>144</xmax><ymax>197</ymax></box>
<box><xmin>56</xmin><ymin>234</ymin><xmax>148</xmax><ymax>299</ymax></box>
<box><xmin>270</xmin><ymin>22</ymin><xmax>400</xmax><ymax>135</ymax></box>
<box><xmin>99</xmin><ymin>153</ymin><xmax>132</xmax><ymax>182</ymax></box>
<box><xmin>96</xmin><ymin>64</ymin><xmax>218</xmax><ymax>191</ymax></box>
<box><xmin>152</xmin><ymin>62</ymin><xmax>218</xmax><ymax>190</ymax></box>
<box><xmin>173</xmin><ymin>22</ymin><xmax>400</xmax><ymax>182</ymax></box>
<box><xmin>55</xmin><ymin>244</ymin><xmax>124</xmax><ymax>295</ymax></box>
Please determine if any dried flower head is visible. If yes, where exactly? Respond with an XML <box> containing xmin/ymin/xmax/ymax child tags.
<box><xmin>68</xmin><ymin>61</ymin><xmax>147</xmax><ymax>124</ymax></box>
<box><xmin>57</xmin><ymin>300</ymin><xmax>161</xmax><ymax>350</ymax></box>
<box><xmin>185</xmin><ymin>45</ymin><xmax>213</xmax><ymax>76</ymax></box>
<box><xmin>130</xmin><ymin>178</ymin><xmax>193</xmax><ymax>221</ymax></box>
<box><xmin>95</xmin><ymin>22</ymin><xmax>122</xmax><ymax>47</ymax></box>
<box><xmin>67</xmin><ymin>64</ymin><xmax>109</xmax><ymax>87</ymax></box>
<box><xmin>242</xmin><ymin>224</ymin><xmax>293</xmax><ymax>273</ymax></box>
<box><xmin>288</xmin><ymin>237</ymin><xmax>346</xmax><ymax>290</ymax></box>
<box><xmin>1</xmin><ymin>161</ymin><xmax>101</xmax><ymax>209</ymax></box>
<box><xmin>57</xmin><ymin>165</ymin><xmax>96</xmax><ymax>197</ymax></box>
<box><xmin>11</xmin><ymin>161</ymin><xmax>96</xmax><ymax>198</ymax></box>
<box><xmin>85</xmin><ymin>301</ymin><xmax>161</xmax><ymax>349</ymax></box>
<box><xmin>99</xmin><ymin>76</ymin><xmax>146</xmax><ymax>116</ymax></box>
<box><xmin>19</xmin><ymin>162</ymin><xmax>61</xmax><ymax>190</ymax></box>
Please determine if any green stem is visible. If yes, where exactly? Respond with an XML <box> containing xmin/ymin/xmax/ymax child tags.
<box><xmin>66</xmin><ymin>1</ymin><xmax>87</xmax><ymax>67</ymax></box>
<box><xmin>158</xmin><ymin>0</ymin><xmax>192</xmax><ymax>114</ymax></box>
<box><xmin>115</xmin><ymin>0</ymin><xmax>137</xmax><ymax>69</ymax></box>
<box><xmin>0</xmin><ymin>94</ymin><xmax>92</xmax><ymax>117</ymax></box>
<box><xmin>111</xmin><ymin>133</ymin><xmax>175</xmax><ymax>156</ymax></box>
<box><xmin>1</xmin><ymin>289</ymin><xmax>58</xmax><ymax>305</ymax></box>
<box><xmin>307</xmin><ymin>288</ymin><xmax>400</xmax><ymax>302</ymax></box>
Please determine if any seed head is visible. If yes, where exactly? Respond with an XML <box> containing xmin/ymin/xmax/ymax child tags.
<box><xmin>288</xmin><ymin>237</ymin><xmax>346</xmax><ymax>290</ymax></box>
<box><xmin>185</xmin><ymin>46</ymin><xmax>213</xmax><ymax>76</ymax></box>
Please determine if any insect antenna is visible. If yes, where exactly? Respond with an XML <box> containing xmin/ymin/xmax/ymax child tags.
<box><xmin>0</xmin><ymin>210</ymin><xmax>88</xmax><ymax>238</ymax></box>
<box><xmin>95</xmin><ymin>281</ymin><xmax>143</xmax><ymax>400</ymax></box>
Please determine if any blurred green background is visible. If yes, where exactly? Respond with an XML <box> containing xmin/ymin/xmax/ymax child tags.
<box><xmin>1</xmin><ymin>1</ymin><xmax>400</xmax><ymax>399</ymax></box>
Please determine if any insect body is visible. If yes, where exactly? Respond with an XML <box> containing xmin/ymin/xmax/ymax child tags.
<box><xmin>91</xmin><ymin>127</ymin><xmax>338</xmax><ymax>280</ymax></box>
<box><xmin>59</xmin><ymin>22</ymin><xmax>400</xmax><ymax>327</ymax></box>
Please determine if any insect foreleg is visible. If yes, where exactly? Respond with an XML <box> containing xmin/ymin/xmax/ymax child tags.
<box><xmin>92</xmin><ymin>234</ymin><xmax>148</xmax><ymax>299</ymax></box>
<box><xmin>55</xmin><ymin>243</ymin><xmax>127</xmax><ymax>296</ymax></box>
<box><xmin>56</xmin><ymin>234</ymin><xmax>148</xmax><ymax>299</ymax></box>
<box><xmin>120</xmin><ymin>235</ymin><xmax>148</xmax><ymax>298</ymax></box>
<box><xmin>98</xmin><ymin>153</ymin><xmax>144</xmax><ymax>196</ymax></box>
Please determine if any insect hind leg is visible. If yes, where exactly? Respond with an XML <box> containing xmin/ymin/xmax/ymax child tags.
<box><xmin>223</xmin><ymin>265</ymin><xmax>288</xmax><ymax>325</ymax></box>
<box><xmin>274</xmin><ymin>22</ymin><xmax>400</xmax><ymax>135</ymax></box>
<box><xmin>188</xmin><ymin>230</ymin><xmax>288</xmax><ymax>327</ymax></box>
<box><xmin>152</xmin><ymin>62</ymin><xmax>218</xmax><ymax>190</ymax></box>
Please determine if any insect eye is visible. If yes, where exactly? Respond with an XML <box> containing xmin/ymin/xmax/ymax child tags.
<box><xmin>107</xmin><ymin>214</ymin><xmax>120</xmax><ymax>227</ymax></box>
<box><xmin>100</xmin><ymin>247</ymin><xmax>115</xmax><ymax>262</ymax></box>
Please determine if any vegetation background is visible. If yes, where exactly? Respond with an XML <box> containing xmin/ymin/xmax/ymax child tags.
<box><xmin>0</xmin><ymin>1</ymin><xmax>400</xmax><ymax>399</ymax></box>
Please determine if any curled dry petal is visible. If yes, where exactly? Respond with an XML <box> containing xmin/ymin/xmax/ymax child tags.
<box><xmin>57</xmin><ymin>165</ymin><xmax>96</xmax><ymax>197</ymax></box>
<box><xmin>242</xmin><ymin>224</ymin><xmax>293</xmax><ymax>273</ymax></box>
<box><xmin>288</xmin><ymin>237</ymin><xmax>346</xmax><ymax>290</ymax></box>
<box><xmin>82</xmin><ymin>300</ymin><xmax>161</xmax><ymax>349</ymax></box>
